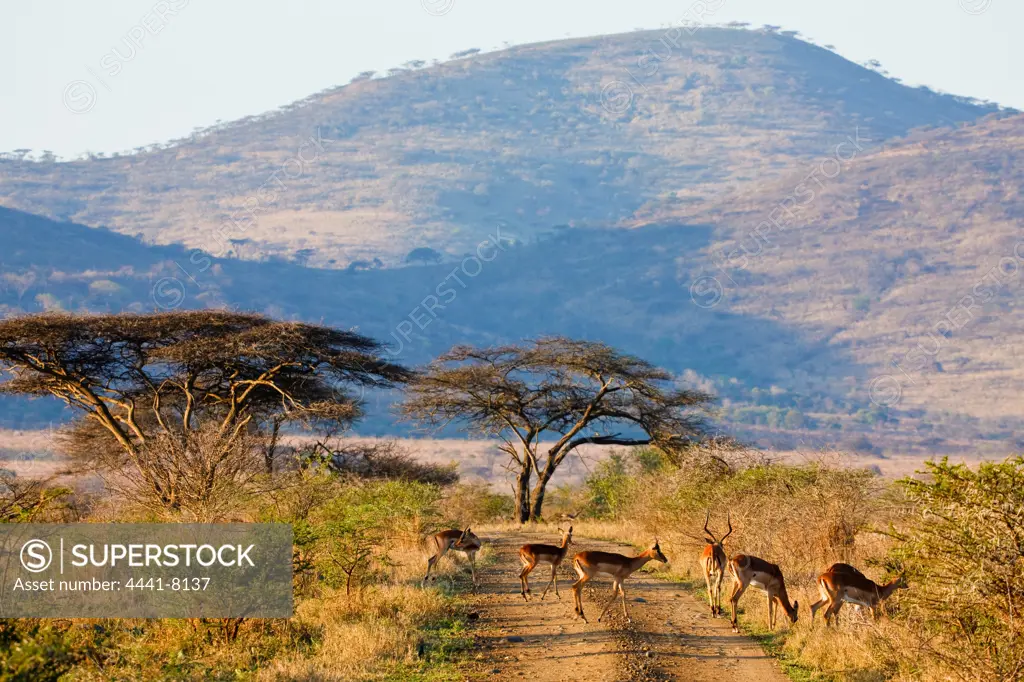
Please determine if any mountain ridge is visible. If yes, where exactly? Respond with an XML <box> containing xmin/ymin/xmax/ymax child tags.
<box><xmin>1</xmin><ymin>29</ymin><xmax>1021</xmax><ymax>456</ymax></box>
<box><xmin>0</xmin><ymin>27</ymin><xmax>1005</xmax><ymax>269</ymax></box>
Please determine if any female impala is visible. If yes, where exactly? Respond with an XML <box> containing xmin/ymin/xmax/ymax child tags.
<box><xmin>571</xmin><ymin>539</ymin><xmax>668</xmax><ymax>623</ymax></box>
<box><xmin>810</xmin><ymin>562</ymin><xmax>907</xmax><ymax>625</ymax></box>
<box><xmin>518</xmin><ymin>526</ymin><xmax>573</xmax><ymax>600</ymax></box>
<box><xmin>727</xmin><ymin>554</ymin><xmax>799</xmax><ymax>633</ymax></box>
<box><xmin>423</xmin><ymin>527</ymin><xmax>481</xmax><ymax>586</ymax></box>
<box><xmin>699</xmin><ymin>510</ymin><xmax>732</xmax><ymax>617</ymax></box>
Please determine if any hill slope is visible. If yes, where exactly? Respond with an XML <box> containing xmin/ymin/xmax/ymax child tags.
<box><xmin>3</xmin><ymin>107</ymin><xmax>1023</xmax><ymax>460</ymax></box>
<box><xmin>0</xmin><ymin>28</ymin><xmax>999</xmax><ymax>269</ymax></box>
<box><xmin>646</xmin><ymin>114</ymin><xmax>1024</xmax><ymax>427</ymax></box>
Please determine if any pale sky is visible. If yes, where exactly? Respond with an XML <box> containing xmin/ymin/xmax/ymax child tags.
<box><xmin>2</xmin><ymin>0</ymin><xmax>1020</xmax><ymax>158</ymax></box>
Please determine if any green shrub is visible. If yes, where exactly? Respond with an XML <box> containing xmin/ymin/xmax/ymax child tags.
<box><xmin>584</xmin><ymin>452</ymin><xmax>654</xmax><ymax>519</ymax></box>
<box><xmin>0</xmin><ymin>622</ymin><xmax>83</xmax><ymax>682</ymax></box>
<box><xmin>317</xmin><ymin>480</ymin><xmax>441</xmax><ymax>595</ymax></box>
<box><xmin>885</xmin><ymin>457</ymin><xmax>1024</xmax><ymax>680</ymax></box>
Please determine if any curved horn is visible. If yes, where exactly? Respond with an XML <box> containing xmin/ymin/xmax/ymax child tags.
<box><xmin>721</xmin><ymin>511</ymin><xmax>733</xmax><ymax>542</ymax></box>
<box><xmin>703</xmin><ymin>509</ymin><xmax>718</xmax><ymax>543</ymax></box>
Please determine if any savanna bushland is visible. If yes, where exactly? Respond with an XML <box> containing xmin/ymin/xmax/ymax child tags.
<box><xmin>2</xmin><ymin>23</ymin><xmax>1023</xmax><ymax>682</ymax></box>
<box><xmin>518</xmin><ymin>444</ymin><xmax>1024</xmax><ymax>682</ymax></box>
<box><xmin>0</xmin><ymin>311</ymin><xmax>469</xmax><ymax>680</ymax></box>
<box><xmin>1</xmin><ymin>310</ymin><xmax>1021</xmax><ymax>681</ymax></box>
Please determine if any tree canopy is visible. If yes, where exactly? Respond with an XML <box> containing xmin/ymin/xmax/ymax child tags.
<box><xmin>0</xmin><ymin>310</ymin><xmax>411</xmax><ymax>511</ymax></box>
<box><xmin>402</xmin><ymin>337</ymin><xmax>715</xmax><ymax>521</ymax></box>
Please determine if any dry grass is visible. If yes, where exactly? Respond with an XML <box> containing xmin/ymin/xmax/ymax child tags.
<box><xmin>260</xmin><ymin>534</ymin><xmax>484</xmax><ymax>681</ymax></box>
<box><xmin>261</xmin><ymin>584</ymin><xmax>454</xmax><ymax>681</ymax></box>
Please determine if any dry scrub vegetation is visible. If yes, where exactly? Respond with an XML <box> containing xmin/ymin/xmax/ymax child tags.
<box><xmin>1</xmin><ymin>311</ymin><xmax>1020</xmax><ymax>680</ymax></box>
<box><xmin>0</xmin><ymin>454</ymin><xmax>481</xmax><ymax>681</ymax></box>
<box><xmin>458</xmin><ymin>444</ymin><xmax>1024</xmax><ymax>682</ymax></box>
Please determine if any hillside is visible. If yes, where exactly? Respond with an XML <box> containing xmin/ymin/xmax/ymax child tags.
<box><xmin>3</xmin><ymin>113</ymin><xmax>1023</xmax><ymax>460</ymax></box>
<box><xmin>2</xmin><ymin>29</ymin><xmax>1022</xmax><ymax>456</ymax></box>
<box><xmin>642</xmin><ymin>115</ymin><xmax>1024</xmax><ymax>431</ymax></box>
<box><xmin>0</xmin><ymin>28</ymin><xmax>1000</xmax><ymax>269</ymax></box>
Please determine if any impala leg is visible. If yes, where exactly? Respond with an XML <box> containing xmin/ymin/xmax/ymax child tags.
<box><xmin>467</xmin><ymin>550</ymin><xmax>477</xmax><ymax>588</ymax></box>
<box><xmin>597</xmin><ymin>582</ymin><xmax>621</xmax><ymax>622</ymax></box>
<box><xmin>703</xmin><ymin>564</ymin><xmax>716</xmax><ymax>616</ymax></box>
<box><xmin>540</xmin><ymin>564</ymin><xmax>558</xmax><ymax>600</ymax></box>
<box><xmin>820</xmin><ymin>599</ymin><xmax>831</xmax><ymax>626</ymax></box>
<box><xmin>713</xmin><ymin>569</ymin><xmax>724</xmax><ymax>616</ymax></box>
<box><xmin>424</xmin><ymin>543</ymin><xmax>449</xmax><ymax>585</ymax></box>
<box><xmin>729</xmin><ymin>579</ymin><xmax>749</xmax><ymax>633</ymax></box>
<box><xmin>824</xmin><ymin>598</ymin><xmax>843</xmax><ymax>627</ymax></box>
<box><xmin>766</xmin><ymin>593</ymin><xmax>774</xmax><ymax>630</ymax></box>
<box><xmin>424</xmin><ymin>555</ymin><xmax>437</xmax><ymax>584</ymax></box>
<box><xmin>619</xmin><ymin>583</ymin><xmax>631</xmax><ymax>623</ymax></box>
<box><xmin>571</xmin><ymin>562</ymin><xmax>590</xmax><ymax>622</ymax></box>
<box><xmin>519</xmin><ymin>559</ymin><xmax>535</xmax><ymax>600</ymax></box>
<box><xmin>809</xmin><ymin>598</ymin><xmax>827</xmax><ymax>625</ymax></box>
<box><xmin>572</xmin><ymin>575</ymin><xmax>590</xmax><ymax>622</ymax></box>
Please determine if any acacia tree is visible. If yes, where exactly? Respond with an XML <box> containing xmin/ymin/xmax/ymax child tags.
<box><xmin>403</xmin><ymin>338</ymin><xmax>715</xmax><ymax>522</ymax></box>
<box><xmin>0</xmin><ymin>311</ymin><xmax>411</xmax><ymax>513</ymax></box>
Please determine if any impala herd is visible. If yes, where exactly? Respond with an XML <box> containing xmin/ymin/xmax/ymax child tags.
<box><xmin>424</xmin><ymin>513</ymin><xmax>907</xmax><ymax>632</ymax></box>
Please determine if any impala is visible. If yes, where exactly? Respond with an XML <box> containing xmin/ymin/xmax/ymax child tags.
<box><xmin>571</xmin><ymin>539</ymin><xmax>668</xmax><ymax>623</ymax></box>
<box><xmin>518</xmin><ymin>526</ymin><xmax>573</xmax><ymax>600</ymax></box>
<box><xmin>423</xmin><ymin>527</ymin><xmax>481</xmax><ymax>586</ymax></box>
<box><xmin>727</xmin><ymin>554</ymin><xmax>798</xmax><ymax>633</ymax></box>
<box><xmin>699</xmin><ymin>510</ymin><xmax>732</xmax><ymax>617</ymax></box>
<box><xmin>808</xmin><ymin>562</ymin><xmax>865</xmax><ymax>624</ymax></box>
<box><xmin>810</xmin><ymin>562</ymin><xmax>907</xmax><ymax>625</ymax></box>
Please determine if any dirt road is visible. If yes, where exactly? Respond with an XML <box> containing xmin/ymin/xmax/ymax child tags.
<box><xmin>461</xmin><ymin>531</ymin><xmax>788</xmax><ymax>682</ymax></box>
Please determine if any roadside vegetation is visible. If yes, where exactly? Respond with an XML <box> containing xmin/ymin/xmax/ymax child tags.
<box><xmin>1</xmin><ymin>311</ymin><xmax>1021</xmax><ymax>681</ymax></box>
<box><xmin>0</xmin><ymin>311</ymin><xmax>477</xmax><ymax>681</ymax></box>
<box><xmin>466</xmin><ymin>444</ymin><xmax>1022</xmax><ymax>682</ymax></box>
<box><xmin>0</xmin><ymin>459</ymin><xmax>477</xmax><ymax>681</ymax></box>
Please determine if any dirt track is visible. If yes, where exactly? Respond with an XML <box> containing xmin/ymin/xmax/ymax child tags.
<box><xmin>460</xmin><ymin>531</ymin><xmax>788</xmax><ymax>682</ymax></box>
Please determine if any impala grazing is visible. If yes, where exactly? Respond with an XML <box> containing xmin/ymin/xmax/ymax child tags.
<box><xmin>518</xmin><ymin>526</ymin><xmax>573</xmax><ymax>600</ymax></box>
<box><xmin>699</xmin><ymin>510</ymin><xmax>732</xmax><ymax>617</ymax></box>
<box><xmin>727</xmin><ymin>554</ymin><xmax>799</xmax><ymax>633</ymax></box>
<box><xmin>810</xmin><ymin>562</ymin><xmax>907</xmax><ymax>625</ymax></box>
<box><xmin>423</xmin><ymin>527</ymin><xmax>481</xmax><ymax>587</ymax></box>
<box><xmin>571</xmin><ymin>539</ymin><xmax>668</xmax><ymax>623</ymax></box>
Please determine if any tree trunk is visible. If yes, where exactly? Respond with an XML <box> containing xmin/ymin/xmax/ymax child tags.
<box><xmin>264</xmin><ymin>420</ymin><xmax>281</xmax><ymax>474</ymax></box>
<box><xmin>514</xmin><ymin>461</ymin><xmax>533</xmax><ymax>524</ymax></box>
<box><xmin>529</xmin><ymin>463</ymin><xmax>556</xmax><ymax>522</ymax></box>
